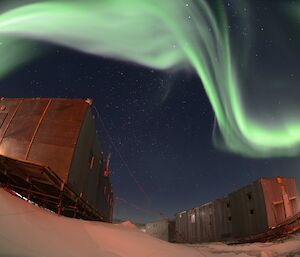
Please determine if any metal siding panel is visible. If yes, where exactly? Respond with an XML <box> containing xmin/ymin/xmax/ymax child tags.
<box><xmin>187</xmin><ymin>209</ymin><xmax>197</xmax><ymax>243</ymax></box>
<box><xmin>89</xmin><ymin>117</ymin><xmax>102</xmax><ymax>209</ymax></box>
<box><xmin>213</xmin><ymin>197</ymin><xmax>232</xmax><ymax>241</ymax></box>
<box><xmin>0</xmin><ymin>99</ymin><xmax>21</xmax><ymax>142</ymax></box>
<box><xmin>175</xmin><ymin>211</ymin><xmax>188</xmax><ymax>242</ymax></box>
<box><xmin>66</xmin><ymin>108</ymin><xmax>91</xmax><ymax>195</ymax></box>
<box><xmin>0</xmin><ymin>99</ymin><xmax>48</xmax><ymax>159</ymax></box>
<box><xmin>77</xmin><ymin>110</ymin><xmax>113</xmax><ymax>220</ymax></box>
<box><xmin>5</xmin><ymin>99</ymin><xmax>48</xmax><ymax>141</ymax></box>
<box><xmin>229</xmin><ymin>180</ymin><xmax>268</xmax><ymax>238</ymax></box>
<box><xmin>28</xmin><ymin>144</ymin><xmax>73</xmax><ymax>182</ymax></box>
<box><xmin>261</xmin><ymin>177</ymin><xmax>300</xmax><ymax>228</ymax></box>
<box><xmin>283</xmin><ymin>178</ymin><xmax>300</xmax><ymax>216</ymax></box>
<box><xmin>67</xmin><ymin>106</ymin><xmax>102</xmax><ymax>211</ymax></box>
<box><xmin>0</xmin><ymin>98</ymin><xmax>113</xmax><ymax>222</ymax></box>
<box><xmin>202</xmin><ymin>203</ymin><xmax>216</xmax><ymax>242</ymax></box>
<box><xmin>168</xmin><ymin>221</ymin><xmax>176</xmax><ymax>242</ymax></box>
<box><xmin>28</xmin><ymin>99</ymin><xmax>87</xmax><ymax>182</ymax></box>
<box><xmin>146</xmin><ymin>220</ymin><xmax>170</xmax><ymax>242</ymax></box>
<box><xmin>0</xmin><ymin>112</ymin><xmax>8</xmax><ymax>128</ymax></box>
<box><xmin>261</xmin><ymin>178</ymin><xmax>284</xmax><ymax>228</ymax></box>
<box><xmin>175</xmin><ymin>178</ymin><xmax>299</xmax><ymax>243</ymax></box>
<box><xmin>33</xmin><ymin>99</ymin><xmax>86</xmax><ymax>148</ymax></box>
<box><xmin>195</xmin><ymin>208</ymin><xmax>202</xmax><ymax>242</ymax></box>
<box><xmin>192</xmin><ymin>204</ymin><xmax>216</xmax><ymax>243</ymax></box>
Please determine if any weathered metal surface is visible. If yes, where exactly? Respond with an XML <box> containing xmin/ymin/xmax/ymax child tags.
<box><xmin>213</xmin><ymin>197</ymin><xmax>232</xmax><ymax>241</ymax></box>
<box><xmin>175</xmin><ymin>211</ymin><xmax>188</xmax><ymax>242</ymax></box>
<box><xmin>229</xmin><ymin>180</ymin><xmax>269</xmax><ymax>238</ymax></box>
<box><xmin>232</xmin><ymin>212</ymin><xmax>300</xmax><ymax>244</ymax></box>
<box><xmin>260</xmin><ymin>177</ymin><xmax>300</xmax><ymax>229</ymax></box>
<box><xmin>187</xmin><ymin>208</ymin><xmax>197</xmax><ymax>243</ymax></box>
<box><xmin>0</xmin><ymin>98</ymin><xmax>113</xmax><ymax>222</ymax></box>
<box><xmin>195</xmin><ymin>202</ymin><xmax>217</xmax><ymax>242</ymax></box>
<box><xmin>175</xmin><ymin>177</ymin><xmax>300</xmax><ymax>243</ymax></box>
<box><xmin>177</xmin><ymin>201</ymin><xmax>227</xmax><ymax>243</ymax></box>
<box><xmin>0</xmin><ymin>98</ymin><xmax>87</xmax><ymax>182</ymax></box>
<box><xmin>145</xmin><ymin>219</ymin><xmax>175</xmax><ymax>242</ymax></box>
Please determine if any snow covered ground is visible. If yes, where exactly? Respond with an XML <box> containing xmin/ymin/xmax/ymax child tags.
<box><xmin>0</xmin><ymin>188</ymin><xmax>299</xmax><ymax>257</ymax></box>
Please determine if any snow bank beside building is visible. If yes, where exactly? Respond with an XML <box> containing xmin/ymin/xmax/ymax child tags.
<box><xmin>0</xmin><ymin>188</ymin><xmax>299</xmax><ymax>257</ymax></box>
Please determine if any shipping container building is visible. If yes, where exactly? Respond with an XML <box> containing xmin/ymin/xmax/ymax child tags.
<box><xmin>175</xmin><ymin>177</ymin><xmax>300</xmax><ymax>243</ymax></box>
<box><xmin>176</xmin><ymin>198</ymin><xmax>232</xmax><ymax>243</ymax></box>
<box><xmin>229</xmin><ymin>179</ymin><xmax>268</xmax><ymax>238</ymax></box>
<box><xmin>145</xmin><ymin>219</ymin><xmax>175</xmax><ymax>242</ymax></box>
<box><xmin>0</xmin><ymin>98</ymin><xmax>113</xmax><ymax>222</ymax></box>
<box><xmin>230</xmin><ymin>177</ymin><xmax>300</xmax><ymax>238</ymax></box>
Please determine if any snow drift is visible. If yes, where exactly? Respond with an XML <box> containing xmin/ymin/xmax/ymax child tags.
<box><xmin>0</xmin><ymin>188</ymin><xmax>299</xmax><ymax>257</ymax></box>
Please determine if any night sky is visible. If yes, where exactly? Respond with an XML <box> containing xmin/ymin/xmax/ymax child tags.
<box><xmin>0</xmin><ymin>0</ymin><xmax>299</xmax><ymax>223</ymax></box>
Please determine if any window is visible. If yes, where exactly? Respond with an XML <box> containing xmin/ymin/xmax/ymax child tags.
<box><xmin>209</xmin><ymin>214</ymin><xmax>213</xmax><ymax>226</ymax></box>
<box><xmin>226</xmin><ymin>202</ymin><xmax>230</xmax><ymax>208</ymax></box>
<box><xmin>247</xmin><ymin>193</ymin><xmax>252</xmax><ymax>200</ymax></box>
<box><xmin>250</xmin><ymin>209</ymin><xmax>254</xmax><ymax>215</ymax></box>
<box><xmin>228</xmin><ymin>216</ymin><xmax>232</xmax><ymax>221</ymax></box>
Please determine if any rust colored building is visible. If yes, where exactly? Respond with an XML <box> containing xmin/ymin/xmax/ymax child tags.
<box><xmin>0</xmin><ymin>97</ymin><xmax>113</xmax><ymax>222</ymax></box>
<box><xmin>229</xmin><ymin>177</ymin><xmax>300</xmax><ymax>238</ymax></box>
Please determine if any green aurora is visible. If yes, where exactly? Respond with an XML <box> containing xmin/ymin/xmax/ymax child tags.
<box><xmin>0</xmin><ymin>0</ymin><xmax>299</xmax><ymax>157</ymax></box>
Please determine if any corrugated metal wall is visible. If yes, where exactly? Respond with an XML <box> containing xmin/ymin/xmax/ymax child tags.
<box><xmin>175</xmin><ymin>211</ymin><xmax>188</xmax><ymax>242</ymax></box>
<box><xmin>0</xmin><ymin>98</ymin><xmax>87</xmax><ymax>182</ymax></box>
<box><xmin>196</xmin><ymin>203</ymin><xmax>217</xmax><ymax>242</ymax></box>
<box><xmin>187</xmin><ymin>209</ymin><xmax>197</xmax><ymax>243</ymax></box>
<box><xmin>68</xmin><ymin>103</ymin><xmax>113</xmax><ymax>221</ymax></box>
<box><xmin>175</xmin><ymin>178</ymin><xmax>300</xmax><ymax>243</ymax></box>
<box><xmin>261</xmin><ymin>177</ymin><xmax>300</xmax><ymax>229</ymax></box>
<box><xmin>176</xmin><ymin>201</ymin><xmax>231</xmax><ymax>243</ymax></box>
<box><xmin>145</xmin><ymin>220</ymin><xmax>175</xmax><ymax>242</ymax></box>
<box><xmin>0</xmin><ymin>98</ymin><xmax>113</xmax><ymax>222</ymax></box>
<box><xmin>229</xmin><ymin>180</ymin><xmax>268</xmax><ymax>238</ymax></box>
<box><xmin>213</xmin><ymin>197</ymin><xmax>232</xmax><ymax>241</ymax></box>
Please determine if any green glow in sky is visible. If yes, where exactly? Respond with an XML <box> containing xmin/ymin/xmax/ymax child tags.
<box><xmin>0</xmin><ymin>0</ymin><xmax>299</xmax><ymax>157</ymax></box>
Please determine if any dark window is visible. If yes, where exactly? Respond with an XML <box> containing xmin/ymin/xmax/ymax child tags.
<box><xmin>228</xmin><ymin>216</ymin><xmax>232</xmax><ymax>221</ymax></box>
<box><xmin>209</xmin><ymin>214</ymin><xmax>213</xmax><ymax>226</ymax></box>
<box><xmin>226</xmin><ymin>202</ymin><xmax>230</xmax><ymax>208</ymax></box>
<box><xmin>250</xmin><ymin>209</ymin><xmax>254</xmax><ymax>215</ymax></box>
<box><xmin>247</xmin><ymin>193</ymin><xmax>252</xmax><ymax>200</ymax></box>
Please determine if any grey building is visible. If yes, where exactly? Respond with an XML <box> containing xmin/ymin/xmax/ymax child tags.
<box><xmin>176</xmin><ymin>198</ymin><xmax>232</xmax><ymax>243</ymax></box>
<box><xmin>175</xmin><ymin>177</ymin><xmax>300</xmax><ymax>243</ymax></box>
<box><xmin>229</xmin><ymin>177</ymin><xmax>300</xmax><ymax>238</ymax></box>
<box><xmin>146</xmin><ymin>219</ymin><xmax>175</xmax><ymax>242</ymax></box>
